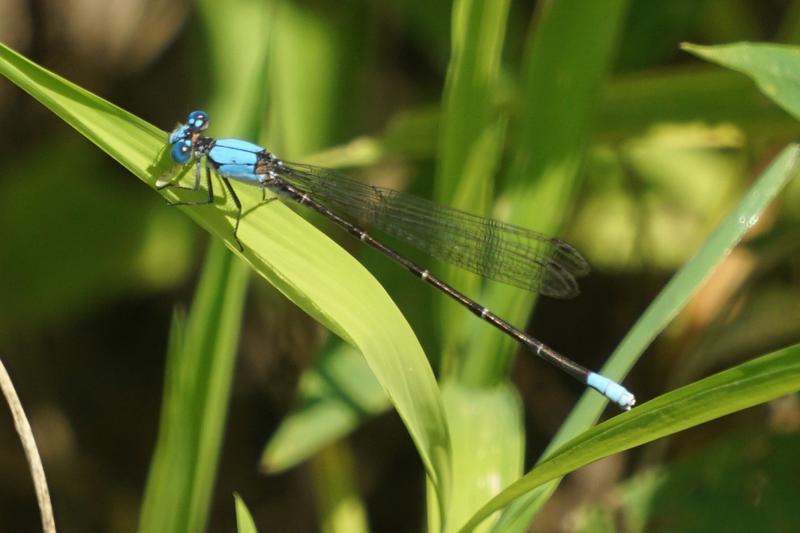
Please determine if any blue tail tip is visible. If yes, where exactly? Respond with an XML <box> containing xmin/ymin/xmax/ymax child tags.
<box><xmin>587</xmin><ymin>373</ymin><xmax>636</xmax><ymax>411</ymax></box>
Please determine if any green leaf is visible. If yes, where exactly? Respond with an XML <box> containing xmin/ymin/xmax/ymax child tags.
<box><xmin>0</xmin><ymin>37</ymin><xmax>452</xmax><ymax>518</ymax></box>
<box><xmin>436</xmin><ymin>0</ymin><xmax>629</xmax><ymax>526</ymax></box>
<box><xmin>492</xmin><ymin>143</ymin><xmax>800</xmax><ymax>530</ymax></box>
<box><xmin>462</xmin><ymin>0</ymin><xmax>630</xmax><ymax>378</ymax></box>
<box><xmin>139</xmin><ymin>241</ymin><xmax>250</xmax><ymax>533</ymax></box>
<box><xmin>435</xmin><ymin>0</ymin><xmax>509</xmax><ymax>205</ymax></box>
<box><xmin>234</xmin><ymin>493</ymin><xmax>259</xmax><ymax>533</ymax></box>
<box><xmin>427</xmin><ymin>2</ymin><xmax>517</xmax><ymax>531</ymax></box>
<box><xmin>461</xmin><ymin>342</ymin><xmax>800</xmax><ymax>532</ymax></box>
<box><xmin>682</xmin><ymin>42</ymin><xmax>800</xmax><ymax>122</ymax></box>
<box><xmin>429</xmin><ymin>0</ymin><xmax>630</xmax><ymax>529</ymax></box>
<box><xmin>434</xmin><ymin>0</ymin><xmax>510</xmax><ymax>377</ymax></box>
<box><xmin>433</xmin><ymin>382</ymin><xmax>523</xmax><ymax>533</ymax></box>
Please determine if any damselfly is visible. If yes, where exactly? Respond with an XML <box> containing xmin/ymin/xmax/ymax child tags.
<box><xmin>159</xmin><ymin>110</ymin><xmax>635</xmax><ymax>410</ymax></box>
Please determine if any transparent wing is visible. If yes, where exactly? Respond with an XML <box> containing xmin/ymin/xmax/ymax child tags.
<box><xmin>276</xmin><ymin>162</ymin><xmax>590</xmax><ymax>298</ymax></box>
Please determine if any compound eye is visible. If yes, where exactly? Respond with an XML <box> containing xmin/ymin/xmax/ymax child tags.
<box><xmin>187</xmin><ymin>110</ymin><xmax>209</xmax><ymax>131</ymax></box>
<box><xmin>171</xmin><ymin>139</ymin><xmax>192</xmax><ymax>164</ymax></box>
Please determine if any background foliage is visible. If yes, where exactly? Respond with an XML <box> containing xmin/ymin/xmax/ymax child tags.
<box><xmin>0</xmin><ymin>1</ymin><xmax>799</xmax><ymax>532</ymax></box>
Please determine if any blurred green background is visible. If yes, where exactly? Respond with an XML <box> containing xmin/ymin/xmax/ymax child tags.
<box><xmin>0</xmin><ymin>0</ymin><xmax>799</xmax><ymax>531</ymax></box>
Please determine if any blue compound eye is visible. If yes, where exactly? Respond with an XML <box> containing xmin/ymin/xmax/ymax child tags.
<box><xmin>187</xmin><ymin>110</ymin><xmax>209</xmax><ymax>132</ymax></box>
<box><xmin>171</xmin><ymin>139</ymin><xmax>192</xmax><ymax>164</ymax></box>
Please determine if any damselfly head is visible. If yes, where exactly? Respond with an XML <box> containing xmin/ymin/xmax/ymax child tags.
<box><xmin>168</xmin><ymin>110</ymin><xmax>209</xmax><ymax>163</ymax></box>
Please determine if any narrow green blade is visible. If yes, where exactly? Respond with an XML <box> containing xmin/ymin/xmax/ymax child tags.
<box><xmin>426</xmin><ymin>2</ymin><xmax>517</xmax><ymax>532</ymax></box>
<box><xmin>462</xmin><ymin>0</ymin><xmax>630</xmax><ymax>377</ymax></box>
<box><xmin>138</xmin><ymin>241</ymin><xmax>249</xmax><ymax>533</ymax></box>
<box><xmin>234</xmin><ymin>493</ymin><xmax>259</xmax><ymax>533</ymax></box>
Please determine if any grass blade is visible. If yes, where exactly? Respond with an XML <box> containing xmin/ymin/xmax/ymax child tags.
<box><xmin>434</xmin><ymin>0</ymin><xmax>510</xmax><ymax>344</ymax></box>
<box><xmin>138</xmin><ymin>241</ymin><xmax>249</xmax><ymax>533</ymax></box>
<box><xmin>438</xmin><ymin>382</ymin><xmax>524</xmax><ymax>533</ymax></box>
<box><xmin>234</xmin><ymin>493</ymin><xmax>259</xmax><ymax>533</ymax></box>
<box><xmin>426</xmin><ymin>1</ymin><xmax>517</xmax><ymax>531</ymax></box>
<box><xmin>463</xmin><ymin>0</ymin><xmax>630</xmax><ymax>376</ymax></box>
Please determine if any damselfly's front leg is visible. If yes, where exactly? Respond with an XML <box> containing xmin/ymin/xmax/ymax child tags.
<box><xmin>157</xmin><ymin>160</ymin><xmax>215</xmax><ymax>208</ymax></box>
